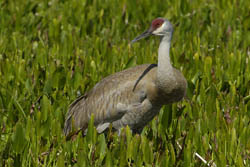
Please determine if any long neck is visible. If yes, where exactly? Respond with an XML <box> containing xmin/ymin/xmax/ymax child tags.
<box><xmin>157</xmin><ymin>34</ymin><xmax>175</xmax><ymax>89</ymax></box>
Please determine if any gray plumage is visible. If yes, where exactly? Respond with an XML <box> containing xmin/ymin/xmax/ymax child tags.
<box><xmin>64</xmin><ymin>18</ymin><xmax>187</xmax><ymax>136</ymax></box>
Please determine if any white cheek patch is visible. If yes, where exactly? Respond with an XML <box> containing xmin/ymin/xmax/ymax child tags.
<box><xmin>152</xmin><ymin>22</ymin><xmax>166</xmax><ymax>35</ymax></box>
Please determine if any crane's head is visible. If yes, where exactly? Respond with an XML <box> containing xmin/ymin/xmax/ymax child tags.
<box><xmin>131</xmin><ymin>18</ymin><xmax>173</xmax><ymax>43</ymax></box>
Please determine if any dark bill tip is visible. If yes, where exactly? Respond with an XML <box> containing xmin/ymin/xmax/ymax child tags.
<box><xmin>130</xmin><ymin>30</ymin><xmax>152</xmax><ymax>44</ymax></box>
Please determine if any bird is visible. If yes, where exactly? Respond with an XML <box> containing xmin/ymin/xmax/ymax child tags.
<box><xmin>64</xmin><ymin>18</ymin><xmax>187</xmax><ymax>137</ymax></box>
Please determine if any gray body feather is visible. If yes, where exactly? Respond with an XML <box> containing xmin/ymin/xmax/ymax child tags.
<box><xmin>64</xmin><ymin>64</ymin><xmax>186</xmax><ymax>136</ymax></box>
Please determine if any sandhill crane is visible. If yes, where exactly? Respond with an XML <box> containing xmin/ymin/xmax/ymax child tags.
<box><xmin>64</xmin><ymin>18</ymin><xmax>187</xmax><ymax>137</ymax></box>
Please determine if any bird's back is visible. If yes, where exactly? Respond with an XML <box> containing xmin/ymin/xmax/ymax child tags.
<box><xmin>64</xmin><ymin>63</ymin><xmax>187</xmax><ymax>136</ymax></box>
<box><xmin>64</xmin><ymin>64</ymin><xmax>159</xmax><ymax>136</ymax></box>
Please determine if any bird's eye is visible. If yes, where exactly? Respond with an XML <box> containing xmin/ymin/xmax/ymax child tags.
<box><xmin>156</xmin><ymin>23</ymin><xmax>162</xmax><ymax>28</ymax></box>
<box><xmin>152</xmin><ymin>19</ymin><xmax>164</xmax><ymax>29</ymax></box>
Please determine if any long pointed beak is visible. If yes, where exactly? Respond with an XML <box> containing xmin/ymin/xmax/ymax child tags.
<box><xmin>131</xmin><ymin>29</ymin><xmax>152</xmax><ymax>44</ymax></box>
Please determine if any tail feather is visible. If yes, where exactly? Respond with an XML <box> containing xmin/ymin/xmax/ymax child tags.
<box><xmin>63</xmin><ymin>95</ymin><xmax>87</xmax><ymax>136</ymax></box>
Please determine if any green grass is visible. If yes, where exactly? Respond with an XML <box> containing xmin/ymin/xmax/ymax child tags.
<box><xmin>0</xmin><ymin>0</ymin><xmax>250</xmax><ymax>166</ymax></box>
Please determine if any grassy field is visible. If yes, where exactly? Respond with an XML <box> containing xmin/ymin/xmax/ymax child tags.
<box><xmin>0</xmin><ymin>0</ymin><xmax>249</xmax><ymax>166</ymax></box>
